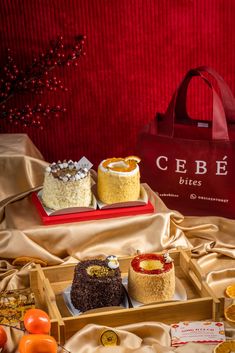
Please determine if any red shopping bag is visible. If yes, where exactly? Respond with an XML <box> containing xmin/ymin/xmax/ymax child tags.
<box><xmin>137</xmin><ymin>66</ymin><xmax>235</xmax><ymax>218</ymax></box>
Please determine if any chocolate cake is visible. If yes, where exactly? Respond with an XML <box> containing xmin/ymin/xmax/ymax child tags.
<box><xmin>70</xmin><ymin>258</ymin><xmax>124</xmax><ymax>312</ymax></box>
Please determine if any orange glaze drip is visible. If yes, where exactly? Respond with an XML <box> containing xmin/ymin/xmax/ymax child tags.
<box><xmin>102</xmin><ymin>158</ymin><xmax>137</xmax><ymax>172</ymax></box>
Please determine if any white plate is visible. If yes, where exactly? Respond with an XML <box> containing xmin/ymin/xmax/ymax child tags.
<box><xmin>62</xmin><ymin>276</ymin><xmax>187</xmax><ymax>316</ymax></box>
<box><xmin>36</xmin><ymin>189</ymin><xmax>97</xmax><ymax>216</ymax></box>
<box><xmin>62</xmin><ymin>284</ymin><xmax>130</xmax><ymax>316</ymax></box>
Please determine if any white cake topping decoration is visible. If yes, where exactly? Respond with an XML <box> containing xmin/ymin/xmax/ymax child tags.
<box><xmin>163</xmin><ymin>252</ymin><xmax>174</xmax><ymax>263</ymax></box>
<box><xmin>46</xmin><ymin>160</ymin><xmax>90</xmax><ymax>183</ymax></box>
<box><xmin>107</xmin><ymin>255</ymin><xmax>119</xmax><ymax>269</ymax></box>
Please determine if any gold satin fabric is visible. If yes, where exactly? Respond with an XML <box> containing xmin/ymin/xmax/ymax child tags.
<box><xmin>0</xmin><ymin>133</ymin><xmax>48</xmax><ymax>204</ymax></box>
<box><xmin>61</xmin><ymin>322</ymin><xmax>221</xmax><ymax>353</ymax></box>
<box><xmin>0</xmin><ymin>133</ymin><xmax>235</xmax><ymax>353</ymax></box>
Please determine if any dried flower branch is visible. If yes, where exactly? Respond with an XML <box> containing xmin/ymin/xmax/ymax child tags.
<box><xmin>0</xmin><ymin>35</ymin><xmax>86</xmax><ymax>129</ymax></box>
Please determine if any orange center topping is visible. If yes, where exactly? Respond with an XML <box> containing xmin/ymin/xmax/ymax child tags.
<box><xmin>102</xmin><ymin>158</ymin><xmax>138</xmax><ymax>172</ymax></box>
<box><xmin>131</xmin><ymin>254</ymin><xmax>172</xmax><ymax>274</ymax></box>
<box><xmin>139</xmin><ymin>260</ymin><xmax>163</xmax><ymax>271</ymax></box>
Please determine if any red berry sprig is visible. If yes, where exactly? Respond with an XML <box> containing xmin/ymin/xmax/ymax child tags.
<box><xmin>0</xmin><ymin>103</ymin><xmax>67</xmax><ymax>129</ymax></box>
<box><xmin>0</xmin><ymin>35</ymin><xmax>86</xmax><ymax>128</ymax></box>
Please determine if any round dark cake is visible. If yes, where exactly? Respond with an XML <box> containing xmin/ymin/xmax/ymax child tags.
<box><xmin>70</xmin><ymin>258</ymin><xmax>124</xmax><ymax>312</ymax></box>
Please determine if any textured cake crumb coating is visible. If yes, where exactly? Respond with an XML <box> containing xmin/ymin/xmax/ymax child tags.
<box><xmin>42</xmin><ymin>172</ymin><xmax>92</xmax><ymax>210</ymax></box>
<box><xmin>97</xmin><ymin>159</ymin><xmax>140</xmax><ymax>204</ymax></box>
<box><xmin>128</xmin><ymin>254</ymin><xmax>175</xmax><ymax>304</ymax></box>
<box><xmin>70</xmin><ymin>259</ymin><xmax>123</xmax><ymax>312</ymax></box>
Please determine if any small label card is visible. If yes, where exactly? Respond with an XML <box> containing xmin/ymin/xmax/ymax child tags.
<box><xmin>171</xmin><ymin>321</ymin><xmax>225</xmax><ymax>347</ymax></box>
<box><xmin>197</xmin><ymin>122</ymin><xmax>209</xmax><ymax>128</ymax></box>
<box><xmin>76</xmin><ymin>156</ymin><xmax>93</xmax><ymax>170</ymax></box>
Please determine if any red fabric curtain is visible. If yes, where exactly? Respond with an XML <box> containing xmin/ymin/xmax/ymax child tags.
<box><xmin>0</xmin><ymin>0</ymin><xmax>235</xmax><ymax>167</ymax></box>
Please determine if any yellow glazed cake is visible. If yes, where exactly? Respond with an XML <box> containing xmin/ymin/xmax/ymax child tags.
<box><xmin>97</xmin><ymin>156</ymin><xmax>141</xmax><ymax>204</ymax></box>
<box><xmin>42</xmin><ymin>160</ymin><xmax>92</xmax><ymax>210</ymax></box>
<box><xmin>128</xmin><ymin>253</ymin><xmax>175</xmax><ymax>304</ymax></box>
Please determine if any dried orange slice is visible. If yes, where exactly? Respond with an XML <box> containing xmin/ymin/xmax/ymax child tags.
<box><xmin>125</xmin><ymin>155</ymin><xmax>141</xmax><ymax>163</ymax></box>
<box><xmin>225</xmin><ymin>284</ymin><xmax>235</xmax><ymax>298</ymax></box>
<box><xmin>224</xmin><ymin>304</ymin><xmax>235</xmax><ymax>323</ymax></box>
<box><xmin>214</xmin><ymin>340</ymin><xmax>235</xmax><ymax>353</ymax></box>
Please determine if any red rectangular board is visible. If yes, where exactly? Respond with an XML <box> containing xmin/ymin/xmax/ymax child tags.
<box><xmin>31</xmin><ymin>192</ymin><xmax>155</xmax><ymax>225</ymax></box>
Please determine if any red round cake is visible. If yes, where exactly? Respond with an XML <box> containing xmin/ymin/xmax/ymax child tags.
<box><xmin>128</xmin><ymin>253</ymin><xmax>175</xmax><ymax>304</ymax></box>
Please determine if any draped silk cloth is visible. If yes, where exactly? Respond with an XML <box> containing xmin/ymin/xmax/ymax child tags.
<box><xmin>0</xmin><ymin>134</ymin><xmax>234</xmax><ymax>353</ymax></box>
<box><xmin>62</xmin><ymin>322</ymin><xmax>233</xmax><ymax>353</ymax></box>
<box><xmin>0</xmin><ymin>134</ymin><xmax>48</xmax><ymax>204</ymax></box>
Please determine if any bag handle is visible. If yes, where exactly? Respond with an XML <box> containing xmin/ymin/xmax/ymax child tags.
<box><xmin>163</xmin><ymin>67</ymin><xmax>235</xmax><ymax>140</ymax></box>
<box><xmin>197</xmin><ymin>66</ymin><xmax>235</xmax><ymax>119</ymax></box>
<box><xmin>175</xmin><ymin>66</ymin><xmax>235</xmax><ymax>123</ymax></box>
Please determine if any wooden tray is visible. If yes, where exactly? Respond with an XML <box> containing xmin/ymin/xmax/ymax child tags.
<box><xmin>184</xmin><ymin>256</ymin><xmax>235</xmax><ymax>319</ymax></box>
<box><xmin>30</xmin><ymin>249</ymin><xmax>221</xmax><ymax>344</ymax></box>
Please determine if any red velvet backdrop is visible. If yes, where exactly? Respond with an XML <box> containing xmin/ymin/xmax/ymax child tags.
<box><xmin>0</xmin><ymin>0</ymin><xmax>235</xmax><ymax>168</ymax></box>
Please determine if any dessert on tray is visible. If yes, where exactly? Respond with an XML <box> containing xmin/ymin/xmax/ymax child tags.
<box><xmin>70</xmin><ymin>256</ymin><xmax>124</xmax><ymax>312</ymax></box>
<box><xmin>42</xmin><ymin>160</ymin><xmax>92</xmax><ymax>210</ymax></box>
<box><xmin>128</xmin><ymin>252</ymin><xmax>175</xmax><ymax>304</ymax></box>
<box><xmin>97</xmin><ymin>156</ymin><xmax>141</xmax><ymax>204</ymax></box>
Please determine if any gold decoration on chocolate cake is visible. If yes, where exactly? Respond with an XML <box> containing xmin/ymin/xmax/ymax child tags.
<box><xmin>100</xmin><ymin>329</ymin><xmax>119</xmax><ymax>346</ymax></box>
<box><xmin>86</xmin><ymin>265</ymin><xmax>114</xmax><ymax>277</ymax></box>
